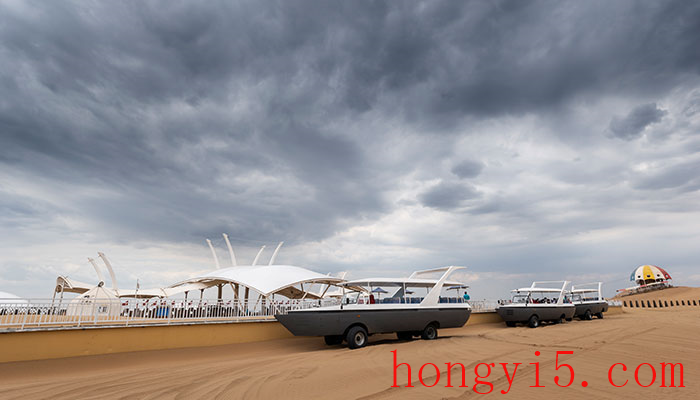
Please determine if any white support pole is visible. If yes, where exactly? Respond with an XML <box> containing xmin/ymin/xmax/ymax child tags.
<box><xmin>97</xmin><ymin>252</ymin><xmax>119</xmax><ymax>293</ymax></box>
<box><xmin>206</xmin><ymin>239</ymin><xmax>221</xmax><ymax>269</ymax></box>
<box><xmin>268</xmin><ymin>241</ymin><xmax>284</xmax><ymax>265</ymax></box>
<box><xmin>252</xmin><ymin>245</ymin><xmax>266</xmax><ymax>266</ymax></box>
<box><xmin>222</xmin><ymin>233</ymin><xmax>237</xmax><ymax>267</ymax></box>
<box><xmin>88</xmin><ymin>257</ymin><xmax>106</xmax><ymax>285</ymax></box>
<box><xmin>320</xmin><ymin>284</ymin><xmax>331</xmax><ymax>298</ymax></box>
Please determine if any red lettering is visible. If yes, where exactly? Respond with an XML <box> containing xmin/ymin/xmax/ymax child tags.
<box><xmin>391</xmin><ymin>350</ymin><xmax>413</xmax><ymax>387</ymax></box>
<box><xmin>554</xmin><ymin>351</ymin><xmax>575</xmax><ymax>387</ymax></box>
<box><xmin>634</xmin><ymin>363</ymin><xmax>656</xmax><ymax>387</ymax></box>
<box><xmin>445</xmin><ymin>362</ymin><xmax>467</xmax><ymax>388</ymax></box>
<box><xmin>660</xmin><ymin>363</ymin><xmax>684</xmax><ymax>387</ymax></box>
<box><xmin>473</xmin><ymin>363</ymin><xmax>494</xmax><ymax>394</ymax></box>
<box><xmin>608</xmin><ymin>363</ymin><xmax>628</xmax><ymax>387</ymax></box>
<box><xmin>529</xmin><ymin>360</ymin><xmax>544</xmax><ymax>387</ymax></box>
<box><xmin>500</xmin><ymin>363</ymin><xmax>521</xmax><ymax>394</ymax></box>
<box><xmin>419</xmin><ymin>363</ymin><xmax>440</xmax><ymax>387</ymax></box>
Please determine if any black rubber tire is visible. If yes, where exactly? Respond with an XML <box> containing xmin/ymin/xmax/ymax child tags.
<box><xmin>528</xmin><ymin>315</ymin><xmax>539</xmax><ymax>328</ymax></box>
<box><xmin>421</xmin><ymin>324</ymin><xmax>438</xmax><ymax>340</ymax></box>
<box><xmin>505</xmin><ymin>321</ymin><xmax>517</xmax><ymax>327</ymax></box>
<box><xmin>566</xmin><ymin>318</ymin><xmax>573</xmax><ymax>322</ymax></box>
<box><xmin>324</xmin><ymin>335</ymin><xmax>343</xmax><ymax>345</ymax></box>
<box><xmin>396</xmin><ymin>331</ymin><xmax>413</xmax><ymax>341</ymax></box>
<box><xmin>584</xmin><ymin>310</ymin><xmax>593</xmax><ymax>321</ymax></box>
<box><xmin>555</xmin><ymin>315</ymin><xmax>565</xmax><ymax>324</ymax></box>
<box><xmin>346</xmin><ymin>326</ymin><xmax>368</xmax><ymax>349</ymax></box>
<box><xmin>595</xmin><ymin>312</ymin><xmax>604</xmax><ymax>319</ymax></box>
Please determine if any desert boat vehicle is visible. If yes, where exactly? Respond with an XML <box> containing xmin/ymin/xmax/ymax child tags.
<box><xmin>571</xmin><ymin>282</ymin><xmax>608</xmax><ymax>320</ymax></box>
<box><xmin>497</xmin><ymin>281</ymin><xmax>575</xmax><ymax>328</ymax></box>
<box><xmin>275</xmin><ymin>266</ymin><xmax>471</xmax><ymax>349</ymax></box>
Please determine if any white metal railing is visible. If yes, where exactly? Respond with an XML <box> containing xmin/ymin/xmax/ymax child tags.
<box><xmin>616</xmin><ymin>281</ymin><xmax>672</xmax><ymax>296</ymax></box>
<box><xmin>0</xmin><ymin>298</ymin><xmax>339</xmax><ymax>332</ymax></box>
<box><xmin>0</xmin><ymin>296</ymin><xmax>497</xmax><ymax>332</ymax></box>
<box><xmin>469</xmin><ymin>300</ymin><xmax>499</xmax><ymax>312</ymax></box>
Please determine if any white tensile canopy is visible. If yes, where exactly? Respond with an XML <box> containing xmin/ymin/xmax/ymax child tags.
<box><xmin>167</xmin><ymin>265</ymin><xmax>345</xmax><ymax>299</ymax></box>
<box><xmin>55</xmin><ymin>276</ymin><xmax>94</xmax><ymax>295</ymax></box>
<box><xmin>0</xmin><ymin>291</ymin><xmax>28</xmax><ymax>305</ymax></box>
<box><xmin>55</xmin><ymin>276</ymin><xmax>167</xmax><ymax>298</ymax></box>
<box><xmin>66</xmin><ymin>285</ymin><xmax>121</xmax><ymax>317</ymax></box>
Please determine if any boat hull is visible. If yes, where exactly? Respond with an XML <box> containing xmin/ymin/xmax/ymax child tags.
<box><xmin>496</xmin><ymin>304</ymin><xmax>575</xmax><ymax>323</ymax></box>
<box><xmin>573</xmin><ymin>301</ymin><xmax>608</xmax><ymax>318</ymax></box>
<box><xmin>275</xmin><ymin>306</ymin><xmax>471</xmax><ymax>337</ymax></box>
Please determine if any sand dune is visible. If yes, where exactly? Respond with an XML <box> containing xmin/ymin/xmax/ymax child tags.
<box><xmin>616</xmin><ymin>286</ymin><xmax>700</xmax><ymax>303</ymax></box>
<box><xmin>0</xmin><ymin>307</ymin><xmax>697</xmax><ymax>399</ymax></box>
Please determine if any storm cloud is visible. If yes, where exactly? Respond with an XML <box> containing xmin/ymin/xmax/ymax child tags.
<box><xmin>609</xmin><ymin>103</ymin><xmax>668</xmax><ymax>140</ymax></box>
<box><xmin>1</xmin><ymin>0</ymin><xmax>700</xmax><ymax>297</ymax></box>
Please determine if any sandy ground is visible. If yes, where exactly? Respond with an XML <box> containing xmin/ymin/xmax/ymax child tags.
<box><xmin>0</xmin><ymin>307</ymin><xmax>697</xmax><ymax>399</ymax></box>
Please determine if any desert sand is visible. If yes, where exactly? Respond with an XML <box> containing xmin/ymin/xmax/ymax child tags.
<box><xmin>0</xmin><ymin>302</ymin><xmax>697</xmax><ymax>399</ymax></box>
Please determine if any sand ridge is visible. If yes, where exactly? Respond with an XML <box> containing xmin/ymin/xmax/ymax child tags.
<box><xmin>0</xmin><ymin>309</ymin><xmax>697</xmax><ymax>399</ymax></box>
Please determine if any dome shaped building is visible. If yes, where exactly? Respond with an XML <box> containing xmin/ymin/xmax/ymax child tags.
<box><xmin>630</xmin><ymin>265</ymin><xmax>672</xmax><ymax>286</ymax></box>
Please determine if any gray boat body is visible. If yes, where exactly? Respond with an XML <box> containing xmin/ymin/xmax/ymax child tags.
<box><xmin>275</xmin><ymin>305</ymin><xmax>471</xmax><ymax>336</ymax></box>
<box><xmin>573</xmin><ymin>301</ymin><xmax>608</xmax><ymax>318</ymax></box>
<box><xmin>496</xmin><ymin>304</ymin><xmax>575</xmax><ymax>323</ymax></box>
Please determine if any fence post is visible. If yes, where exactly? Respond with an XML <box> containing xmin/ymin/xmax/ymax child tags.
<box><xmin>93</xmin><ymin>298</ymin><xmax>98</xmax><ymax>325</ymax></box>
<box><xmin>20</xmin><ymin>299</ymin><xmax>31</xmax><ymax>330</ymax></box>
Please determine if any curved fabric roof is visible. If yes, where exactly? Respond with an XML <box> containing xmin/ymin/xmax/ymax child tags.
<box><xmin>631</xmin><ymin>265</ymin><xmax>672</xmax><ymax>282</ymax></box>
<box><xmin>0</xmin><ymin>291</ymin><xmax>28</xmax><ymax>304</ymax></box>
<box><xmin>55</xmin><ymin>276</ymin><xmax>94</xmax><ymax>294</ymax></box>
<box><xmin>56</xmin><ymin>276</ymin><xmax>170</xmax><ymax>298</ymax></box>
<box><xmin>168</xmin><ymin>265</ymin><xmax>344</xmax><ymax>299</ymax></box>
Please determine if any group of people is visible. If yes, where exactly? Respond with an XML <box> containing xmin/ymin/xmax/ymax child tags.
<box><xmin>530</xmin><ymin>296</ymin><xmax>571</xmax><ymax>304</ymax></box>
<box><xmin>531</xmin><ymin>297</ymin><xmax>557</xmax><ymax>304</ymax></box>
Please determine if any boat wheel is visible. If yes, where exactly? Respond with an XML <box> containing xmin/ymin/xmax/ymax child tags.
<box><xmin>528</xmin><ymin>315</ymin><xmax>539</xmax><ymax>328</ymax></box>
<box><xmin>346</xmin><ymin>326</ymin><xmax>368</xmax><ymax>349</ymax></box>
<box><xmin>421</xmin><ymin>324</ymin><xmax>438</xmax><ymax>340</ymax></box>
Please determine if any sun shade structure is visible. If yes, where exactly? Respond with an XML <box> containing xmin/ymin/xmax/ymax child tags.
<box><xmin>66</xmin><ymin>284</ymin><xmax>120</xmax><ymax>317</ymax></box>
<box><xmin>631</xmin><ymin>265</ymin><xmax>672</xmax><ymax>285</ymax></box>
<box><xmin>167</xmin><ymin>265</ymin><xmax>345</xmax><ymax>299</ymax></box>
<box><xmin>0</xmin><ymin>291</ymin><xmax>28</xmax><ymax>305</ymax></box>
<box><xmin>55</xmin><ymin>276</ymin><xmax>94</xmax><ymax>295</ymax></box>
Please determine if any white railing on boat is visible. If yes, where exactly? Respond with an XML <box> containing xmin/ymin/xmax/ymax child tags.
<box><xmin>0</xmin><ymin>297</ymin><xmax>492</xmax><ymax>332</ymax></box>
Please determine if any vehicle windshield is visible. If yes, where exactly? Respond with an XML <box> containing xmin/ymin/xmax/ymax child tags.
<box><xmin>576</xmin><ymin>292</ymin><xmax>599</xmax><ymax>302</ymax></box>
<box><xmin>512</xmin><ymin>293</ymin><xmax>529</xmax><ymax>303</ymax></box>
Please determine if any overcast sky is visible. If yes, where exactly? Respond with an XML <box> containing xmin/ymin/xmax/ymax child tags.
<box><xmin>1</xmin><ymin>0</ymin><xmax>700</xmax><ymax>298</ymax></box>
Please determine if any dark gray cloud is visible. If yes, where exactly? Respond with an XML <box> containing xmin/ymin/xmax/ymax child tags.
<box><xmin>419</xmin><ymin>182</ymin><xmax>480</xmax><ymax>210</ymax></box>
<box><xmin>1</xmin><ymin>1</ymin><xmax>700</xmax><ymax>297</ymax></box>
<box><xmin>451</xmin><ymin>160</ymin><xmax>484</xmax><ymax>179</ymax></box>
<box><xmin>609</xmin><ymin>103</ymin><xmax>668</xmax><ymax>140</ymax></box>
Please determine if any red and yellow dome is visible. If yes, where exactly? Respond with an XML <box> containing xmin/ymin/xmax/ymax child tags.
<box><xmin>630</xmin><ymin>265</ymin><xmax>672</xmax><ymax>283</ymax></box>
